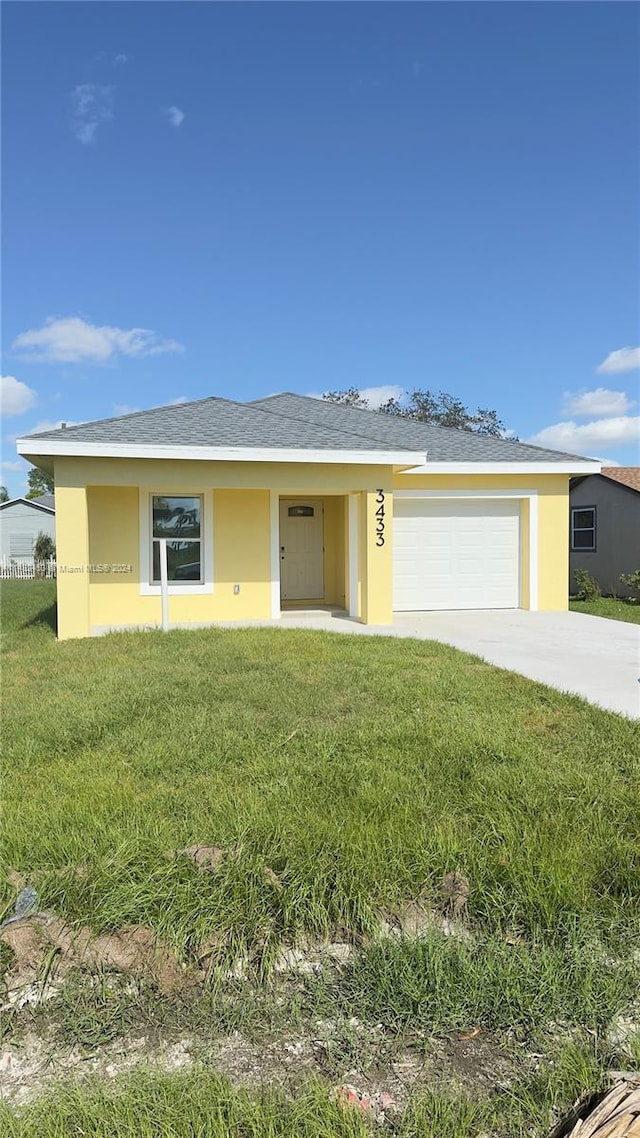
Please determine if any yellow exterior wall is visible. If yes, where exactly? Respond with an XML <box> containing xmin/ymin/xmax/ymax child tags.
<box><xmin>52</xmin><ymin>458</ymin><xmax>571</xmax><ymax>639</ymax></box>
<box><xmin>54</xmin><ymin>456</ymin><xmax>392</xmax><ymax>493</ymax></box>
<box><xmin>85</xmin><ymin>486</ymin><xmax>272</xmax><ymax>632</ymax></box>
<box><xmin>322</xmin><ymin>496</ymin><xmax>346</xmax><ymax>606</ymax></box>
<box><xmin>55</xmin><ymin>484</ymin><xmax>91</xmax><ymax>641</ymax></box>
<box><xmin>53</xmin><ymin>457</ymin><xmax>393</xmax><ymax>638</ymax></box>
<box><xmin>87</xmin><ymin>488</ymin><xmax>140</xmax><ymax>631</ymax></box>
<box><xmin>519</xmin><ymin>497</ymin><xmax>531</xmax><ymax>610</ymax></box>
<box><xmin>359</xmin><ymin>487</ymin><xmax>393</xmax><ymax>624</ymax></box>
<box><xmin>391</xmin><ymin>472</ymin><xmax>570</xmax><ymax>611</ymax></box>
<box><xmin>534</xmin><ymin>479</ymin><xmax>569</xmax><ymax>610</ymax></box>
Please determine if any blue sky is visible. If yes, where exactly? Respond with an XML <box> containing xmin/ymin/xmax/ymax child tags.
<box><xmin>2</xmin><ymin>0</ymin><xmax>638</xmax><ymax>494</ymax></box>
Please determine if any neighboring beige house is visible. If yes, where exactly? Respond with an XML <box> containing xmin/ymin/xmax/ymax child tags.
<box><xmin>0</xmin><ymin>494</ymin><xmax>55</xmax><ymax>563</ymax></box>
<box><xmin>569</xmin><ymin>467</ymin><xmax>640</xmax><ymax>597</ymax></box>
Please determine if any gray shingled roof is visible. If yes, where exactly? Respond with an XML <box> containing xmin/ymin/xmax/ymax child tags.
<box><xmin>33</xmin><ymin>493</ymin><xmax>55</xmax><ymax>510</ymax></box>
<box><xmin>21</xmin><ymin>397</ymin><xmax>419</xmax><ymax>453</ymax></box>
<box><xmin>251</xmin><ymin>393</ymin><xmax>590</xmax><ymax>463</ymax></box>
<box><xmin>20</xmin><ymin>392</ymin><xmax>592</xmax><ymax>464</ymax></box>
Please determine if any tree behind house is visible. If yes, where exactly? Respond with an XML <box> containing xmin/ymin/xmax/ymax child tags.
<box><xmin>26</xmin><ymin>468</ymin><xmax>54</xmax><ymax>499</ymax></box>
<box><xmin>323</xmin><ymin>388</ymin><xmax>511</xmax><ymax>438</ymax></box>
<box><xmin>33</xmin><ymin>531</ymin><xmax>56</xmax><ymax>574</ymax></box>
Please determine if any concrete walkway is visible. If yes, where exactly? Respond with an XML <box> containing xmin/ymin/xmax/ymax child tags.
<box><xmin>225</xmin><ymin>608</ymin><xmax>640</xmax><ymax>719</ymax></box>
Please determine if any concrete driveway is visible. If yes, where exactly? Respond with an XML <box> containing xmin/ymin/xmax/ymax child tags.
<box><xmin>389</xmin><ymin>610</ymin><xmax>639</xmax><ymax>719</ymax></box>
<box><xmin>272</xmin><ymin>608</ymin><xmax>640</xmax><ymax>719</ymax></box>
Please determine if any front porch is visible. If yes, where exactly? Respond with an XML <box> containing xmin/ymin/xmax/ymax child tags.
<box><xmin>53</xmin><ymin>478</ymin><xmax>394</xmax><ymax>639</ymax></box>
<box><xmin>269</xmin><ymin>489</ymin><xmax>391</xmax><ymax>625</ymax></box>
<box><xmin>276</xmin><ymin>495</ymin><xmax>347</xmax><ymax>613</ymax></box>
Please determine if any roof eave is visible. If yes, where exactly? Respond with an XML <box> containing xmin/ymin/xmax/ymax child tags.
<box><xmin>401</xmin><ymin>460</ymin><xmax>602</xmax><ymax>476</ymax></box>
<box><xmin>17</xmin><ymin>438</ymin><xmax>426</xmax><ymax>468</ymax></box>
<box><xmin>0</xmin><ymin>496</ymin><xmax>55</xmax><ymax>513</ymax></box>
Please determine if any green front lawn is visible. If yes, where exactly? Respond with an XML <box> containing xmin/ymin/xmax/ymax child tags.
<box><xmin>570</xmin><ymin>596</ymin><xmax>640</xmax><ymax>624</ymax></box>
<box><xmin>2</xmin><ymin>581</ymin><xmax>637</xmax><ymax>947</ymax></box>
<box><xmin>1</xmin><ymin>580</ymin><xmax>639</xmax><ymax>1136</ymax></box>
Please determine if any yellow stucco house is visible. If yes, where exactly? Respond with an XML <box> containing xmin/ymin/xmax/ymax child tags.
<box><xmin>17</xmin><ymin>393</ymin><xmax>599</xmax><ymax>640</ymax></box>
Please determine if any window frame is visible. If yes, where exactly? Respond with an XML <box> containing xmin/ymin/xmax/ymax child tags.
<box><xmin>139</xmin><ymin>490</ymin><xmax>214</xmax><ymax>596</ymax></box>
<box><xmin>570</xmin><ymin>505</ymin><xmax>597</xmax><ymax>552</ymax></box>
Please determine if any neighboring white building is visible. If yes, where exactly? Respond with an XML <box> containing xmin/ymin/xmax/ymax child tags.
<box><xmin>0</xmin><ymin>494</ymin><xmax>55</xmax><ymax>562</ymax></box>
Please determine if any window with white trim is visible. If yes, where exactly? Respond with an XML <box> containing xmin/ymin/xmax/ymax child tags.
<box><xmin>151</xmin><ymin>495</ymin><xmax>203</xmax><ymax>584</ymax></box>
<box><xmin>571</xmin><ymin>506</ymin><xmax>596</xmax><ymax>551</ymax></box>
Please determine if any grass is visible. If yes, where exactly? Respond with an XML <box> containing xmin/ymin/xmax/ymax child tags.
<box><xmin>569</xmin><ymin>595</ymin><xmax>640</xmax><ymax>624</ymax></box>
<box><xmin>1</xmin><ymin>581</ymin><xmax>639</xmax><ymax>1133</ymax></box>
<box><xmin>2</xmin><ymin>579</ymin><xmax>638</xmax><ymax>959</ymax></box>
<box><xmin>0</xmin><ymin>1044</ymin><xmax>618</xmax><ymax>1137</ymax></box>
<box><xmin>326</xmin><ymin>927</ymin><xmax>637</xmax><ymax>1033</ymax></box>
<box><xmin>0</xmin><ymin>1074</ymin><xmax>373</xmax><ymax>1138</ymax></box>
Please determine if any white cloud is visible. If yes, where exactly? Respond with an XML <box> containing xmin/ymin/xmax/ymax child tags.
<box><xmin>358</xmin><ymin>384</ymin><xmax>404</xmax><ymax>408</ymax></box>
<box><xmin>596</xmin><ymin>347</ymin><xmax>640</xmax><ymax>374</ymax></box>
<box><xmin>527</xmin><ymin>416</ymin><xmax>640</xmax><ymax>456</ymax></box>
<box><xmin>70</xmin><ymin>84</ymin><xmax>114</xmax><ymax>144</ymax></box>
<box><xmin>113</xmin><ymin>398</ymin><xmax>187</xmax><ymax>416</ymax></box>
<box><xmin>112</xmin><ymin>403</ymin><xmax>141</xmax><ymax>416</ymax></box>
<box><xmin>114</xmin><ymin>53</ymin><xmax>128</xmax><ymax>65</ymax></box>
<box><xmin>1</xmin><ymin>376</ymin><xmax>38</xmax><ymax>416</ymax></box>
<box><xmin>22</xmin><ymin>419</ymin><xmax>80</xmax><ymax>436</ymax></box>
<box><xmin>310</xmin><ymin>384</ymin><xmax>404</xmax><ymax>409</ymax></box>
<box><xmin>563</xmin><ymin>387</ymin><xmax>635</xmax><ymax>418</ymax></box>
<box><xmin>163</xmin><ymin>105</ymin><xmax>185</xmax><ymax>127</ymax></box>
<box><xmin>1</xmin><ymin>461</ymin><xmax>25</xmax><ymax>472</ymax></box>
<box><xmin>13</xmin><ymin>316</ymin><xmax>184</xmax><ymax>363</ymax></box>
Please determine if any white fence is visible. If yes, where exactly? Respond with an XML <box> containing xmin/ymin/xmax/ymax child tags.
<box><xmin>0</xmin><ymin>558</ymin><xmax>57</xmax><ymax>579</ymax></box>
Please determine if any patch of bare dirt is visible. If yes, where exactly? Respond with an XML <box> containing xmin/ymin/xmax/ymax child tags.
<box><xmin>170</xmin><ymin>845</ymin><xmax>230</xmax><ymax>871</ymax></box>
<box><xmin>165</xmin><ymin>845</ymin><xmax>285</xmax><ymax>893</ymax></box>
<box><xmin>205</xmin><ymin>1017</ymin><xmax>532</xmax><ymax>1115</ymax></box>
<box><xmin>440</xmin><ymin>869</ymin><xmax>471</xmax><ymax>919</ymax></box>
<box><xmin>0</xmin><ymin>963</ymin><xmax>538</xmax><ymax>1116</ymax></box>
<box><xmin>4</xmin><ymin>864</ymin><xmax>89</xmax><ymax>889</ymax></box>
<box><xmin>208</xmin><ymin>1029</ymin><xmax>317</xmax><ymax>1088</ymax></box>
<box><xmin>0</xmin><ymin>1030</ymin><xmax>196</xmax><ymax>1106</ymax></box>
<box><xmin>369</xmin><ymin>870</ymin><xmax>475</xmax><ymax>947</ymax></box>
<box><xmin>429</xmin><ymin>1031</ymin><xmax>530</xmax><ymax>1095</ymax></box>
<box><xmin>1</xmin><ymin>916</ymin><xmax>196</xmax><ymax>1006</ymax></box>
<box><xmin>376</xmin><ymin>899</ymin><xmax>475</xmax><ymax>946</ymax></box>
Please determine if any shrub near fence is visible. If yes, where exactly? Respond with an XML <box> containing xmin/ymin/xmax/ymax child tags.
<box><xmin>0</xmin><ymin>558</ymin><xmax>56</xmax><ymax>579</ymax></box>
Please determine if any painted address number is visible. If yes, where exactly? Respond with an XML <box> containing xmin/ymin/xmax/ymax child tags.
<box><xmin>375</xmin><ymin>489</ymin><xmax>385</xmax><ymax>547</ymax></box>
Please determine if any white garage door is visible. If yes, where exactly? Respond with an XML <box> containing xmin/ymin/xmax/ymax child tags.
<box><xmin>393</xmin><ymin>497</ymin><xmax>521</xmax><ymax>611</ymax></box>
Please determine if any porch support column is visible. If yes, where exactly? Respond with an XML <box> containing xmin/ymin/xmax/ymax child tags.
<box><xmin>55</xmin><ymin>483</ymin><xmax>91</xmax><ymax>640</ymax></box>
<box><xmin>360</xmin><ymin>488</ymin><xmax>393</xmax><ymax>625</ymax></box>
<box><xmin>269</xmin><ymin>489</ymin><xmax>281</xmax><ymax>618</ymax></box>
<box><xmin>347</xmin><ymin>493</ymin><xmax>360</xmax><ymax>618</ymax></box>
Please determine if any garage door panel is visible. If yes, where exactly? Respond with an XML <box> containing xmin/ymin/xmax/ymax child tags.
<box><xmin>393</xmin><ymin>498</ymin><xmax>521</xmax><ymax>611</ymax></box>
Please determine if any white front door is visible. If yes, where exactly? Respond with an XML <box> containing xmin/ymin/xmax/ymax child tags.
<box><xmin>279</xmin><ymin>499</ymin><xmax>324</xmax><ymax>601</ymax></box>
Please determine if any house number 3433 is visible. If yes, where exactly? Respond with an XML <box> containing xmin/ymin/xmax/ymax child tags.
<box><xmin>375</xmin><ymin>489</ymin><xmax>386</xmax><ymax>547</ymax></box>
